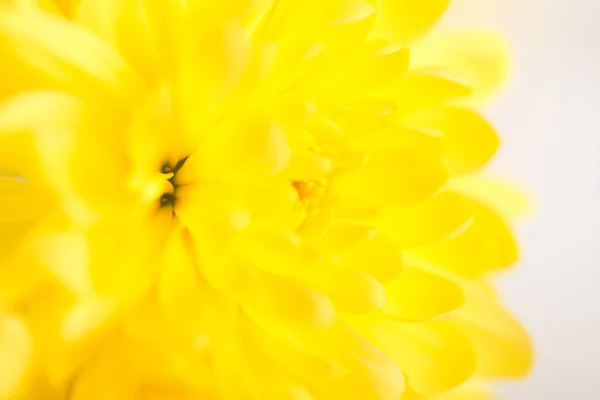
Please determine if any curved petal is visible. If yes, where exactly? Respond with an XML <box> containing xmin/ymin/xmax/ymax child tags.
<box><xmin>371</xmin><ymin>0</ymin><xmax>449</xmax><ymax>44</ymax></box>
<box><xmin>404</xmin><ymin>106</ymin><xmax>499</xmax><ymax>175</ymax></box>
<box><xmin>401</xmin><ymin>380</ymin><xmax>490</xmax><ymax>400</ymax></box>
<box><xmin>405</xmin><ymin>197</ymin><xmax>518</xmax><ymax>277</ymax></box>
<box><xmin>383</xmin><ymin>264</ymin><xmax>464</xmax><ymax>321</ymax></box>
<box><xmin>244</xmin><ymin>271</ymin><xmax>337</xmax><ymax>330</ymax></box>
<box><xmin>374</xmin><ymin>191</ymin><xmax>472</xmax><ymax>249</ymax></box>
<box><xmin>0</xmin><ymin>178</ymin><xmax>50</xmax><ymax>222</ymax></box>
<box><xmin>0</xmin><ymin>314</ymin><xmax>32</xmax><ymax>400</ymax></box>
<box><xmin>325</xmin><ymin>266</ymin><xmax>386</xmax><ymax>313</ymax></box>
<box><xmin>340</xmin><ymin>232</ymin><xmax>405</xmax><ymax>283</ymax></box>
<box><xmin>68</xmin><ymin>336</ymin><xmax>137</xmax><ymax>400</ymax></box>
<box><xmin>76</xmin><ymin>0</ymin><xmax>160</xmax><ymax>82</ymax></box>
<box><xmin>453</xmin><ymin>280</ymin><xmax>534</xmax><ymax>378</ymax></box>
<box><xmin>411</xmin><ymin>30</ymin><xmax>511</xmax><ymax>104</ymax></box>
<box><xmin>0</xmin><ymin>8</ymin><xmax>144</xmax><ymax>104</ymax></box>
<box><xmin>382</xmin><ymin>72</ymin><xmax>473</xmax><ymax>116</ymax></box>
<box><xmin>338</xmin><ymin>148</ymin><xmax>448</xmax><ymax>207</ymax></box>
<box><xmin>362</xmin><ymin>319</ymin><xmax>477</xmax><ymax>395</ymax></box>
<box><xmin>448</xmin><ymin>175</ymin><xmax>532</xmax><ymax>219</ymax></box>
<box><xmin>306</xmin><ymin>321</ymin><xmax>406</xmax><ymax>400</ymax></box>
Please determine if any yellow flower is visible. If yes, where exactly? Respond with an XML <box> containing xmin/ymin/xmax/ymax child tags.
<box><xmin>0</xmin><ymin>0</ymin><xmax>532</xmax><ymax>399</ymax></box>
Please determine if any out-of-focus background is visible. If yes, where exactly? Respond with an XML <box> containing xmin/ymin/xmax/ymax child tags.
<box><xmin>444</xmin><ymin>0</ymin><xmax>600</xmax><ymax>398</ymax></box>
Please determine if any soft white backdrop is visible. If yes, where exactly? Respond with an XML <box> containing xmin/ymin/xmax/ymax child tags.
<box><xmin>443</xmin><ymin>1</ymin><xmax>600</xmax><ymax>398</ymax></box>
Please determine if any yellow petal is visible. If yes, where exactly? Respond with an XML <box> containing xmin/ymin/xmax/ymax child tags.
<box><xmin>243</xmin><ymin>315</ymin><xmax>341</xmax><ymax>385</ymax></box>
<box><xmin>405</xmin><ymin>197</ymin><xmax>518</xmax><ymax>277</ymax></box>
<box><xmin>307</xmin><ymin>322</ymin><xmax>406</xmax><ymax>400</ymax></box>
<box><xmin>325</xmin><ymin>266</ymin><xmax>386</xmax><ymax>313</ymax></box>
<box><xmin>0</xmin><ymin>129</ymin><xmax>40</xmax><ymax>181</ymax></box>
<box><xmin>0</xmin><ymin>221</ymin><xmax>48</xmax><ymax>305</ymax></box>
<box><xmin>371</xmin><ymin>0</ymin><xmax>450</xmax><ymax>44</ymax></box>
<box><xmin>321</xmin><ymin>223</ymin><xmax>377</xmax><ymax>253</ymax></box>
<box><xmin>202</xmin><ymin>116</ymin><xmax>291</xmax><ymax>177</ymax></box>
<box><xmin>0</xmin><ymin>90</ymin><xmax>82</xmax><ymax>184</ymax></box>
<box><xmin>244</xmin><ymin>271</ymin><xmax>337</xmax><ymax>330</ymax></box>
<box><xmin>340</xmin><ymin>233</ymin><xmax>405</xmax><ymax>283</ymax></box>
<box><xmin>284</xmin><ymin>151</ymin><xmax>333</xmax><ymax>181</ymax></box>
<box><xmin>338</xmin><ymin>149</ymin><xmax>448</xmax><ymax>207</ymax></box>
<box><xmin>374</xmin><ymin>191</ymin><xmax>471</xmax><ymax>249</ymax></box>
<box><xmin>33</xmin><ymin>230</ymin><xmax>93</xmax><ymax>295</ymax></box>
<box><xmin>140</xmin><ymin>0</ymin><xmax>186</xmax><ymax>77</ymax></box>
<box><xmin>404</xmin><ymin>106</ymin><xmax>499</xmax><ymax>174</ymax></box>
<box><xmin>50</xmin><ymin>0</ymin><xmax>78</xmax><ymax>17</ymax></box>
<box><xmin>0</xmin><ymin>9</ymin><xmax>144</xmax><ymax>104</ymax></box>
<box><xmin>0</xmin><ymin>178</ymin><xmax>50</xmax><ymax>222</ymax></box>
<box><xmin>0</xmin><ymin>314</ymin><xmax>32</xmax><ymax>400</ymax></box>
<box><xmin>401</xmin><ymin>380</ymin><xmax>491</xmax><ymax>400</ymax></box>
<box><xmin>447</xmin><ymin>175</ymin><xmax>532</xmax><ymax>219</ymax></box>
<box><xmin>431</xmin><ymin>380</ymin><xmax>491</xmax><ymax>400</ymax></box>
<box><xmin>383</xmin><ymin>72</ymin><xmax>472</xmax><ymax>116</ymax></box>
<box><xmin>383</xmin><ymin>265</ymin><xmax>464</xmax><ymax>321</ymax></box>
<box><xmin>176</xmin><ymin>16</ymin><xmax>251</xmax><ymax>133</ymax></box>
<box><xmin>349</xmin><ymin>125</ymin><xmax>445</xmax><ymax>159</ymax></box>
<box><xmin>453</xmin><ymin>280</ymin><xmax>533</xmax><ymax>378</ymax></box>
<box><xmin>411</xmin><ymin>30</ymin><xmax>511</xmax><ymax>104</ymax></box>
<box><xmin>61</xmin><ymin>297</ymin><xmax>117</xmax><ymax>342</ymax></box>
<box><xmin>68</xmin><ymin>335</ymin><xmax>137</xmax><ymax>400</ymax></box>
<box><xmin>362</xmin><ymin>319</ymin><xmax>477</xmax><ymax>395</ymax></box>
<box><xmin>76</xmin><ymin>0</ymin><xmax>160</xmax><ymax>82</ymax></box>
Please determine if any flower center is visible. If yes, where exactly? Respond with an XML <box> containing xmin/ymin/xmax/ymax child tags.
<box><xmin>293</xmin><ymin>179</ymin><xmax>330</xmax><ymax>231</ymax></box>
<box><xmin>158</xmin><ymin>156</ymin><xmax>189</xmax><ymax>209</ymax></box>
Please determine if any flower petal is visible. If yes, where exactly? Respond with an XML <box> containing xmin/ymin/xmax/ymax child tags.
<box><xmin>325</xmin><ymin>266</ymin><xmax>387</xmax><ymax>313</ymax></box>
<box><xmin>371</xmin><ymin>0</ymin><xmax>450</xmax><ymax>44</ymax></box>
<box><xmin>284</xmin><ymin>151</ymin><xmax>333</xmax><ymax>181</ymax></box>
<box><xmin>76</xmin><ymin>0</ymin><xmax>161</xmax><ymax>82</ymax></box>
<box><xmin>411</xmin><ymin>30</ymin><xmax>511</xmax><ymax>104</ymax></box>
<box><xmin>245</xmin><ymin>271</ymin><xmax>337</xmax><ymax>329</ymax></box>
<box><xmin>338</xmin><ymin>149</ymin><xmax>449</xmax><ymax>207</ymax></box>
<box><xmin>378</xmin><ymin>72</ymin><xmax>472</xmax><ymax>116</ymax></box>
<box><xmin>405</xmin><ymin>197</ymin><xmax>518</xmax><ymax>277</ymax></box>
<box><xmin>374</xmin><ymin>191</ymin><xmax>472</xmax><ymax>249</ymax></box>
<box><xmin>453</xmin><ymin>280</ymin><xmax>533</xmax><ymax>378</ymax></box>
<box><xmin>0</xmin><ymin>314</ymin><xmax>32</xmax><ymax>399</ymax></box>
<box><xmin>0</xmin><ymin>8</ymin><xmax>143</xmax><ymax>104</ymax></box>
<box><xmin>383</xmin><ymin>265</ymin><xmax>464</xmax><ymax>321</ymax></box>
<box><xmin>404</xmin><ymin>106</ymin><xmax>499</xmax><ymax>175</ymax></box>
<box><xmin>307</xmin><ymin>322</ymin><xmax>406</xmax><ymax>400</ymax></box>
<box><xmin>340</xmin><ymin>233</ymin><xmax>405</xmax><ymax>283</ymax></box>
<box><xmin>362</xmin><ymin>319</ymin><xmax>477</xmax><ymax>395</ymax></box>
<box><xmin>0</xmin><ymin>178</ymin><xmax>50</xmax><ymax>222</ymax></box>
<box><xmin>448</xmin><ymin>175</ymin><xmax>532</xmax><ymax>219</ymax></box>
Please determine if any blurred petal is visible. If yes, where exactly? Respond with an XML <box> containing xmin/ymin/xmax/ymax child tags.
<box><xmin>0</xmin><ymin>314</ymin><xmax>32</xmax><ymax>400</ymax></box>
<box><xmin>405</xmin><ymin>197</ymin><xmax>518</xmax><ymax>277</ymax></box>
<box><xmin>371</xmin><ymin>0</ymin><xmax>450</xmax><ymax>44</ymax></box>
<box><xmin>0</xmin><ymin>178</ymin><xmax>50</xmax><ymax>222</ymax></box>
<box><xmin>374</xmin><ymin>191</ymin><xmax>472</xmax><ymax>249</ymax></box>
<box><xmin>404</xmin><ymin>106</ymin><xmax>499</xmax><ymax>175</ymax></box>
<box><xmin>0</xmin><ymin>9</ymin><xmax>144</xmax><ymax>104</ymax></box>
<box><xmin>411</xmin><ymin>30</ymin><xmax>511</xmax><ymax>104</ymax></box>
<box><xmin>448</xmin><ymin>176</ymin><xmax>532</xmax><ymax>219</ymax></box>
<box><xmin>453</xmin><ymin>280</ymin><xmax>533</xmax><ymax>378</ymax></box>
<box><xmin>383</xmin><ymin>265</ymin><xmax>464</xmax><ymax>321</ymax></box>
<box><xmin>362</xmin><ymin>319</ymin><xmax>477</xmax><ymax>395</ymax></box>
<box><xmin>338</xmin><ymin>149</ymin><xmax>448</xmax><ymax>207</ymax></box>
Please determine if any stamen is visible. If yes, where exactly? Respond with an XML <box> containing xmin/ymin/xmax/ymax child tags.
<box><xmin>160</xmin><ymin>162</ymin><xmax>173</xmax><ymax>174</ymax></box>
<box><xmin>159</xmin><ymin>192</ymin><xmax>176</xmax><ymax>208</ymax></box>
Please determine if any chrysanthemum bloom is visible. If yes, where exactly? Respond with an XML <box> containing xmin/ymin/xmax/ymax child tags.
<box><xmin>0</xmin><ymin>0</ymin><xmax>532</xmax><ymax>399</ymax></box>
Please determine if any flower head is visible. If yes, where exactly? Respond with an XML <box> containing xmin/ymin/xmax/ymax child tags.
<box><xmin>0</xmin><ymin>0</ymin><xmax>532</xmax><ymax>399</ymax></box>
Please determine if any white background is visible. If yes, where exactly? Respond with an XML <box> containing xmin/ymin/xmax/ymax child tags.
<box><xmin>444</xmin><ymin>0</ymin><xmax>600</xmax><ymax>398</ymax></box>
